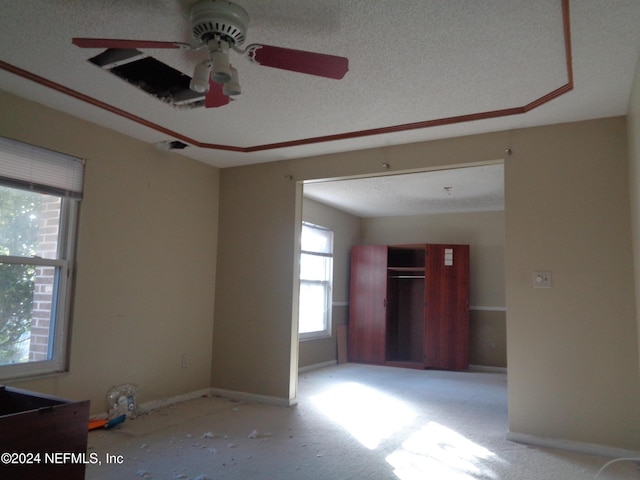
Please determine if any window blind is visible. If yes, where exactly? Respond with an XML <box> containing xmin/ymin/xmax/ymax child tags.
<box><xmin>0</xmin><ymin>136</ymin><xmax>84</xmax><ymax>199</ymax></box>
<box><xmin>301</xmin><ymin>222</ymin><xmax>333</xmax><ymax>255</ymax></box>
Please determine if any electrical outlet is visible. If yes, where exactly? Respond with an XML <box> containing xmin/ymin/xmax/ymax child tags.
<box><xmin>533</xmin><ymin>271</ymin><xmax>552</xmax><ymax>288</ymax></box>
<box><xmin>181</xmin><ymin>353</ymin><xmax>188</xmax><ymax>369</ymax></box>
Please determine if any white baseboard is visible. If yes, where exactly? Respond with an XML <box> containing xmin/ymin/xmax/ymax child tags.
<box><xmin>507</xmin><ymin>431</ymin><xmax>640</xmax><ymax>458</ymax></box>
<box><xmin>469</xmin><ymin>306</ymin><xmax>507</xmax><ymax>312</ymax></box>
<box><xmin>469</xmin><ymin>364</ymin><xmax>507</xmax><ymax>374</ymax></box>
<box><xmin>137</xmin><ymin>388</ymin><xmax>213</xmax><ymax>415</ymax></box>
<box><xmin>208</xmin><ymin>387</ymin><xmax>297</xmax><ymax>407</ymax></box>
<box><xmin>90</xmin><ymin>386</ymin><xmax>297</xmax><ymax>421</ymax></box>
<box><xmin>90</xmin><ymin>388</ymin><xmax>213</xmax><ymax>420</ymax></box>
<box><xmin>298</xmin><ymin>360</ymin><xmax>337</xmax><ymax>373</ymax></box>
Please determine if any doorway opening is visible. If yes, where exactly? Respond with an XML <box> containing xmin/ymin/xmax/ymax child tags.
<box><xmin>296</xmin><ymin>162</ymin><xmax>506</xmax><ymax>373</ymax></box>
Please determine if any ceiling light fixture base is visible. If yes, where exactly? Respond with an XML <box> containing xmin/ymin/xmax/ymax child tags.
<box><xmin>190</xmin><ymin>0</ymin><xmax>249</xmax><ymax>47</ymax></box>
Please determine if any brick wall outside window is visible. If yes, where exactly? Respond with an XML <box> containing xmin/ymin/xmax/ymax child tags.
<box><xmin>29</xmin><ymin>198</ymin><xmax>61</xmax><ymax>362</ymax></box>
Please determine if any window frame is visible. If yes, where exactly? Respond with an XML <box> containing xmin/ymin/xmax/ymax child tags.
<box><xmin>298</xmin><ymin>222</ymin><xmax>334</xmax><ymax>341</ymax></box>
<box><xmin>0</xmin><ymin>137</ymin><xmax>82</xmax><ymax>381</ymax></box>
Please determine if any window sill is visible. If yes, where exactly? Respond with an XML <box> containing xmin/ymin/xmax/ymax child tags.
<box><xmin>299</xmin><ymin>332</ymin><xmax>332</xmax><ymax>342</ymax></box>
<box><xmin>0</xmin><ymin>365</ymin><xmax>70</xmax><ymax>383</ymax></box>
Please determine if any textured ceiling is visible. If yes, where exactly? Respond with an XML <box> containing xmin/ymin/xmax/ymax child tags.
<box><xmin>304</xmin><ymin>164</ymin><xmax>504</xmax><ymax>217</ymax></box>
<box><xmin>1</xmin><ymin>1</ymin><xmax>639</xmax><ymax>170</ymax></box>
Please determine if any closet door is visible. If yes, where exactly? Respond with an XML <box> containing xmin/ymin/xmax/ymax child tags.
<box><xmin>348</xmin><ymin>245</ymin><xmax>388</xmax><ymax>364</ymax></box>
<box><xmin>424</xmin><ymin>244</ymin><xmax>470</xmax><ymax>370</ymax></box>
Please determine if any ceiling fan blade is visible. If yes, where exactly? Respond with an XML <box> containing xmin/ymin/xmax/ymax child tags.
<box><xmin>72</xmin><ymin>38</ymin><xmax>188</xmax><ymax>50</ymax></box>
<box><xmin>205</xmin><ymin>79</ymin><xmax>230</xmax><ymax>108</ymax></box>
<box><xmin>245</xmin><ymin>44</ymin><xmax>348</xmax><ymax>80</ymax></box>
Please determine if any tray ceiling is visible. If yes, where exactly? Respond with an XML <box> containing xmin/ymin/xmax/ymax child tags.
<box><xmin>0</xmin><ymin>1</ymin><xmax>639</xmax><ymax>168</ymax></box>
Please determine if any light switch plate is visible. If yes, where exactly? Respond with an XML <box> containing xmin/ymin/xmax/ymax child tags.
<box><xmin>533</xmin><ymin>271</ymin><xmax>552</xmax><ymax>288</ymax></box>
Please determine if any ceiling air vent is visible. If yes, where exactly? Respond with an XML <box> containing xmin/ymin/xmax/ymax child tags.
<box><xmin>155</xmin><ymin>140</ymin><xmax>189</xmax><ymax>151</ymax></box>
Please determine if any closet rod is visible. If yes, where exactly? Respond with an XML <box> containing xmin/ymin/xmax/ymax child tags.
<box><xmin>390</xmin><ymin>275</ymin><xmax>425</xmax><ymax>279</ymax></box>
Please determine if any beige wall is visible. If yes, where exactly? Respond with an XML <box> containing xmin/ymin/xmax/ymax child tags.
<box><xmin>505</xmin><ymin>118</ymin><xmax>640</xmax><ymax>450</ymax></box>
<box><xmin>629</xmin><ymin>55</ymin><xmax>640</xmax><ymax>382</ymax></box>
<box><xmin>212</xmin><ymin>161</ymin><xmax>300</xmax><ymax>401</ymax></box>
<box><xmin>299</xmin><ymin>198</ymin><xmax>361</xmax><ymax>368</ymax></box>
<box><xmin>0</xmin><ymin>91</ymin><xmax>219</xmax><ymax>414</ymax></box>
<box><xmin>362</xmin><ymin>210</ymin><xmax>506</xmax><ymax>367</ymax></box>
<box><xmin>215</xmin><ymin>118</ymin><xmax>640</xmax><ymax>450</ymax></box>
<box><xmin>299</xmin><ymin>203</ymin><xmax>507</xmax><ymax>369</ymax></box>
<box><xmin>470</xmin><ymin>309</ymin><xmax>507</xmax><ymax>368</ymax></box>
<box><xmin>2</xmin><ymin>87</ymin><xmax>639</xmax><ymax>451</ymax></box>
<box><xmin>213</xmin><ymin>139</ymin><xmax>507</xmax><ymax>402</ymax></box>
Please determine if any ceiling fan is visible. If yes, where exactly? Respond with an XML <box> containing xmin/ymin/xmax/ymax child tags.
<box><xmin>72</xmin><ymin>0</ymin><xmax>349</xmax><ymax>108</ymax></box>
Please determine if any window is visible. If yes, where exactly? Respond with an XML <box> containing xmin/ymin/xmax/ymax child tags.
<box><xmin>0</xmin><ymin>136</ymin><xmax>83</xmax><ymax>379</ymax></box>
<box><xmin>298</xmin><ymin>222</ymin><xmax>333</xmax><ymax>340</ymax></box>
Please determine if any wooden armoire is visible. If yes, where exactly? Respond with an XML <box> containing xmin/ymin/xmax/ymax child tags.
<box><xmin>347</xmin><ymin>244</ymin><xmax>469</xmax><ymax>370</ymax></box>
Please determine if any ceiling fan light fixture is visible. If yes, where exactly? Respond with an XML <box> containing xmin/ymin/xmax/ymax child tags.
<box><xmin>223</xmin><ymin>66</ymin><xmax>241</xmax><ymax>96</ymax></box>
<box><xmin>210</xmin><ymin>49</ymin><xmax>232</xmax><ymax>83</ymax></box>
<box><xmin>190</xmin><ymin>61</ymin><xmax>211</xmax><ymax>93</ymax></box>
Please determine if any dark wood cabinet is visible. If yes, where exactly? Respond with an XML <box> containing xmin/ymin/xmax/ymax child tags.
<box><xmin>348</xmin><ymin>244</ymin><xmax>469</xmax><ymax>370</ymax></box>
<box><xmin>347</xmin><ymin>245</ymin><xmax>388</xmax><ymax>364</ymax></box>
<box><xmin>0</xmin><ymin>386</ymin><xmax>90</xmax><ymax>480</ymax></box>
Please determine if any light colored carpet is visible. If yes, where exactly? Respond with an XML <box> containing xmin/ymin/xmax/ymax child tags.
<box><xmin>85</xmin><ymin>364</ymin><xmax>639</xmax><ymax>479</ymax></box>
